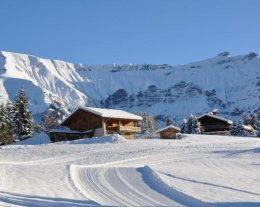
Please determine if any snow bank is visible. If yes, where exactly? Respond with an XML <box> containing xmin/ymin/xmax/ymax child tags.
<box><xmin>64</xmin><ymin>134</ymin><xmax>126</xmax><ymax>144</ymax></box>
<box><xmin>138</xmin><ymin>166</ymin><xmax>210</xmax><ymax>207</ymax></box>
<box><xmin>14</xmin><ymin>133</ymin><xmax>51</xmax><ymax>145</ymax></box>
<box><xmin>13</xmin><ymin>133</ymin><xmax>125</xmax><ymax>146</ymax></box>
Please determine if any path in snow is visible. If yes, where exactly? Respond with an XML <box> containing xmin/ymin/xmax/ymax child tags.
<box><xmin>73</xmin><ymin>166</ymin><xmax>209</xmax><ymax>206</ymax></box>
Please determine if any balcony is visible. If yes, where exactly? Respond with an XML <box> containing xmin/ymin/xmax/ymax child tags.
<box><xmin>119</xmin><ymin>126</ymin><xmax>141</xmax><ymax>133</ymax></box>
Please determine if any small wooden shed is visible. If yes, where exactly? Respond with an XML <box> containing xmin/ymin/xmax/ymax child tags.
<box><xmin>155</xmin><ymin>125</ymin><xmax>181</xmax><ymax>139</ymax></box>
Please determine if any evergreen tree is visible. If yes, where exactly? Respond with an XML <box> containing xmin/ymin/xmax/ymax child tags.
<box><xmin>243</xmin><ymin>113</ymin><xmax>257</xmax><ymax>129</ymax></box>
<box><xmin>0</xmin><ymin>104</ymin><xmax>14</xmax><ymax>144</ymax></box>
<box><xmin>180</xmin><ymin>118</ymin><xmax>187</xmax><ymax>133</ymax></box>
<box><xmin>165</xmin><ymin>116</ymin><xmax>174</xmax><ymax>126</ymax></box>
<box><xmin>13</xmin><ymin>89</ymin><xmax>33</xmax><ymax>139</ymax></box>
<box><xmin>191</xmin><ymin>116</ymin><xmax>201</xmax><ymax>134</ymax></box>
<box><xmin>42</xmin><ymin>107</ymin><xmax>66</xmax><ymax>130</ymax></box>
<box><xmin>255</xmin><ymin>109</ymin><xmax>260</xmax><ymax>130</ymax></box>
<box><xmin>185</xmin><ymin>116</ymin><xmax>193</xmax><ymax>134</ymax></box>
<box><xmin>181</xmin><ymin>115</ymin><xmax>201</xmax><ymax>134</ymax></box>
<box><xmin>231</xmin><ymin>121</ymin><xmax>250</xmax><ymax>136</ymax></box>
<box><xmin>5</xmin><ymin>101</ymin><xmax>15</xmax><ymax>132</ymax></box>
<box><xmin>136</xmin><ymin>112</ymin><xmax>156</xmax><ymax>134</ymax></box>
<box><xmin>0</xmin><ymin>104</ymin><xmax>5</xmax><ymax>144</ymax></box>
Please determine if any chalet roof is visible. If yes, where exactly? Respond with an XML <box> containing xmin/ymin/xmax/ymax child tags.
<box><xmin>155</xmin><ymin>125</ymin><xmax>181</xmax><ymax>133</ymax></box>
<box><xmin>48</xmin><ymin>128</ymin><xmax>93</xmax><ymax>134</ymax></box>
<box><xmin>198</xmin><ymin>113</ymin><xmax>233</xmax><ymax>125</ymax></box>
<box><xmin>62</xmin><ymin>106</ymin><xmax>143</xmax><ymax>124</ymax></box>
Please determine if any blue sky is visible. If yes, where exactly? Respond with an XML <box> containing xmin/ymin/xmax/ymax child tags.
<box><xmin>0</xmin><ymin>0</ymin><xmax>260</xmax><ymax>65</ymax></box>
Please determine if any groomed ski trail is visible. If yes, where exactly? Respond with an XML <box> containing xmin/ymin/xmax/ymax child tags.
<box><xmin>71</xmin><ymin>165</ymin><xmax>211</xmax><ymax>206</ymax></box>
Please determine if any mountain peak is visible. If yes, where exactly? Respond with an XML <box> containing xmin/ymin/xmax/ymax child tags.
<box><xmin>0</xmin><ymin>50</ymin><xmax>259</xmax><ymax>123</ymax></box>
<box><xmin>217</xmin><ymin>51</ymin><xmax>231</xmax><ymax>57</ymax></box>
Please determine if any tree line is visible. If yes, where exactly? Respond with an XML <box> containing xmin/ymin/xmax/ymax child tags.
<box><xmin>0</xmin><ymin>89</ymin><xmax>33</xmax><ymax>145</ymax></box>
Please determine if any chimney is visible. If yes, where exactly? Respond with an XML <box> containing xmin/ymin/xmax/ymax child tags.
<box><xmin>212</xmin><ymin>109</ymin><xmax>218</xmax><ymax>116</ymax></box>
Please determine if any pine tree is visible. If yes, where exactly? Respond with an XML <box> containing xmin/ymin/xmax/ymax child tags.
<box><xmin>231</xmin><ymin>121</ymin><xmax>250</xmax><ymax>136</ymax></box>
<box><xmin>243</xmin><ymin>113</ymin><xmax>257</xmax><ymax>129</ymax></box>
<box><xmin>0</xmin><ymin>104</ymin><xmax>14</xmax><ymax>145</ymax></box>
<box><xmin>181</xmin><ymin>115</ymin><xmax>201</xmax><ymax>134</ymax></box>
<box><xmin>0</xmin><ymin>104</ymin><xmax>5</xmax><ymax>144</ymax></box>
<box><xmin>185</xmin><ymin>116</ymin><xmax>193</xmax><ymax>134</ymax></box>
<box><xmin>13</xmin><ymin>89</ymin><xmax>33</xmax><ymax>139</ymax></box>
<box><xmin>255</xmin><ymin>109</ymin><xmax>260</xmax><ymax>130</ymax></box>
<box><xmin>136</xmin><ymin>112</ymin><xmax>156</xmax><ymax>134</ymax></box>
<box><xmin>42</xmin><ymin>107</ymin><xmax>65</xmax><ymax>130</ymax></box>
<box><xmin>5</xmin><ymin>101</ymin><xmax>15</xmax><ymax>131</ymax></box>
<box><xmin>180</xmin><ymin>118</ymin><xmax>187</xmax><ymax>133</ymax></box>
<box><xmin>191</xmin><ymin>116</ymin><xmax>201</xmax><ymax>134</ymax></box>
<box><xmin>165</xmin><ymin>116</ymin><xmax>174</xmax><ymax>126</ymax></box>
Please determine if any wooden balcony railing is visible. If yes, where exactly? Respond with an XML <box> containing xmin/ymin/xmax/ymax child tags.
<box><xmin>119</xmin><ymin>126</ymin><xmax>141</xmax><ymax>133</ymax></box>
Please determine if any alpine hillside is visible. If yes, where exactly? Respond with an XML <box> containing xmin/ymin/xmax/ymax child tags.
<box><xmin>0</xmin><ymin>51</ymin><xmax>259</xmax><ymax>123</ymax></box>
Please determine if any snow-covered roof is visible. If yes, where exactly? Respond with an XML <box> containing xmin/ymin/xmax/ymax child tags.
<box><xmin>48</xmin><ymin>129</ymin><xmax>93</xmax><ymax>134</ymax></box>
<box><xmin>198</xmin><ymin>113</ymin><xmax>233</xmax><ymax>124</ymax></box>
<box><xmin>62</xmin><ymin>106</ymin><xmax>143</xmax><ymax>124</ymax></box>
<box><xmin>155</xmin><ymin>125</ymin><xmax>181</xmax><ymax>134</ymax></box>
<box><xmin>242</xmin><ymin>125</ymin><xmax>254</xmax><ymax>131</ymax></box>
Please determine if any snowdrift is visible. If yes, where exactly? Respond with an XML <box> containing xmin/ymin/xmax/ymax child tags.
<box><xmin>63</xmin><ymin>134</ymin><xmax>126</xmax><ymax>144</ymax></box>
<box><xmin>13</xmin><ymin>133</ymin><xmax>126</xmax><ymax>146</ymax></box>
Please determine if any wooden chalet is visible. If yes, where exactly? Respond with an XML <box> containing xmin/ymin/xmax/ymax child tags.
<box><xmin>198</xmin><ymin>112</ymin><xmax>233</xmax><ymax>135</ymax></box>
<box><xmin>155</xmin><ymin>125</ymin><xmax>181</xmax><ymax>139</ymax></box>
<box><xmin>48</xmin><ymin>106</ymin><xmax>143</xmax><ymax>142</ymax></box>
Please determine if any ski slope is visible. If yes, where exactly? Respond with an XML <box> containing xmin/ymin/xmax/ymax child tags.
<box><xmin>0</xmin><ymin>134</ymin><xmax>260</xmax><ymax>206</ymax></box>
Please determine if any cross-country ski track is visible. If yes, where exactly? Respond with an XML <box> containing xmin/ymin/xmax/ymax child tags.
<box><xmin>1</xmin><ymin>134</ymin><xmax>260</xmax><ymax>206</ymax></box>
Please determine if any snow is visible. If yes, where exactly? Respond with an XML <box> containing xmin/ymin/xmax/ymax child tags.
<box><xmin>48</xmin><ymin>129</ymin><xmax>84</xmax><ymax>134</ymax></box>
<box><xmin>62</xmin><ymin>106</ymin><xmax>143</xmax><ymax>124</ymax></box>
<box><xmin>1</xmin><ymin>133</ymin><xmax>260</xmax><ymax>206</ymax></box>
<box><xmin>64</xmin><ymin>134</ymin><xmax>126</xmax><ymax>144</ymax></box>
<box><xmin>0</xmin><ymin>51</ymin><xmax>259</xmax><ymax>122</ymax></box>
<box><xmin>242</xmin><ymin>125</ymin><xmax>254</xmax><ymax>131</ymax></box>
<box><xmin>14</xmin><ymin>133</ymin><xmax>51</xmax><ymax>145</ymax></box>
<box><xmin>155</xmin><ymin>124</ymin><xmax>181</xmax><ymax>133</ymax></box>
<box><xmin>198</xmin><ymin>113</ymin><xmax>233</xmax><ymax>125</ymax></box>
<box><xmin>13</xmin><ymin>134</ymin><xmax>125</xmax><ymax>146</ymax></box>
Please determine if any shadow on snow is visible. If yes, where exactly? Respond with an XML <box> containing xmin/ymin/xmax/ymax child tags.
<box><xmin>0</xmin><ymin>191</ymin><xmax>100</xmax><ymax>207</ymax></box>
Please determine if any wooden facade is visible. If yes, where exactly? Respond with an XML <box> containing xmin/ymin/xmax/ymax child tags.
<box><xmin>105</xmin><ymin>118</ymin><xmax>140</xmax><ymax>139</ymax></box>
<box><xmin>155</xmin><ymin>125</ymin><xmax>181</xmax><ymax>139</ymax></box>
<box><xmin>198</xmin><ymin>114</ymin><xmax>232</xmax><ymax>134</ymax></box>
<box><xmin>48</xmin><ymin>130</ymin><xmax>93</xmax><ymax>142</ymax></box>
<box><xmin>48</xmin><ymin>107</ymin><xmax>142</xmax><ymax>142</ymax></box>
<box><xmin>62</xmin><ymin>109</ymin><xmax>103</xmax><ymax>131</ymax></box>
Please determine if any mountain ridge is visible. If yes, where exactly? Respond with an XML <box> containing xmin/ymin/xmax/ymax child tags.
<box><xmin>0</xmin><ymin>50</ymin><xmax>259</xmax><ymax>123</ymax></box>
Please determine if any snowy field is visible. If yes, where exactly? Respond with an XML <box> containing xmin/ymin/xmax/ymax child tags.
<box><xmin>0</xmin><ymin>134</ymin><xmax>260</xmax><ymax>206</ymax></box>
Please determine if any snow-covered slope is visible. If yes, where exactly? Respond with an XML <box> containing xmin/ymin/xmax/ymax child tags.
<box><xmin>1</xmin><ymin>134</ymin><xmax>260</xmax><ymax>206</ymax></box>
<box><xmin>0</xmin><ymin>51</ymin><xmax>259</xmax><ymax>122</ymax></box>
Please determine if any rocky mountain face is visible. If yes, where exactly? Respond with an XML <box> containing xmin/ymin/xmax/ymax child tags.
<box><xmin>0</xmin><ymin>51</ymin><xmax>259</xmax><ymax>123</ymax></box>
